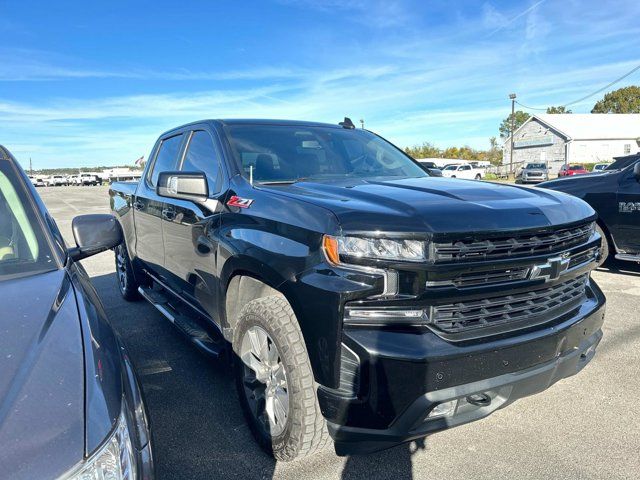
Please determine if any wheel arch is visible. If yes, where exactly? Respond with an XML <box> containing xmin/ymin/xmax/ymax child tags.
<box><xmin>224</xmin><ymin>272</ymin><xmax>287</xmax><ymax>341</ymax></box>
<box><xmin>596</xmin><ymin>218</ymin><xmax>616</xmax><ymax>254</ymax></box>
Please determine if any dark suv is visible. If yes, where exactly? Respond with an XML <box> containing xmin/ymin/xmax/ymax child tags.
<box><xmin>110</xmin><ymin>119</ymin><xmax>606</xmax><ymax>460</ymax></box>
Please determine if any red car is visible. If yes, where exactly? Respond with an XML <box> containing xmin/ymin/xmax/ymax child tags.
<box><xmin>558</xmin><ymin>164</ymin><xmax>589</xmax><ymax>177</ymax></box>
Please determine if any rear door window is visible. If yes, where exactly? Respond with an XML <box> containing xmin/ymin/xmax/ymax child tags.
<box><xmin>149</xmin><ymin>134</ymin><xmax>183</xmax><ymax>186</ymax></box>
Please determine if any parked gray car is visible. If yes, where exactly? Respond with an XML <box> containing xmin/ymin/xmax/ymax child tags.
<box><xmin>0</xmin><ymin>146</ymin><xmax>153</xmax><ymax>480</ymax></box>
<box><xmin>516</xmin><ymin>162</ymin><xmax>549</xmax><ymax>184</ymax></box>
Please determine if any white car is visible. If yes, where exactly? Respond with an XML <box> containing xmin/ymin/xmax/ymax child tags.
<box><xmin>45</xmin><ymin>175</ymin><xmax>68</xmax><ymax>186</ymax></box>
<box><xmin>441</xmin><ymin>164</ymin><xmax>484</xmax><ymax>180</ymax></box>
<box><xmin>80</xmin><ymin>173</ymin><xmax>99</xmax><ymax>185</ymax></box>
<box><xmin>27</xmin><ymin>175</ymin><xmax>43</xmax><ymax>187</ymax></box>
<box><xmin>69</xmin><ymin>175</ymin><xmax>81</xmax><ymax>186</ymax></box>
<box><xmin>592</xmin><ymin>163</ymin><xmax>610</xmax><ymax>172</ymax></box>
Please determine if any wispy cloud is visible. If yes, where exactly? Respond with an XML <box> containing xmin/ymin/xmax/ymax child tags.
<box><xmin>485</xmin><ymin>0</ymin><xmax>547</xmax><ymax>36</ymax></box>
<box><xmin>3</xmin><ymin>0</ymin><xmax>640</xmax><ymax>168</ymax></box>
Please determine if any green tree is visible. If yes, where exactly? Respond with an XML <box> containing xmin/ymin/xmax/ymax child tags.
<box><xmin>404</xmin><ymin>142</ymin><xmax>442</xmax><ymax>159</ymax></box>
<box><xmin>499</xmin><ymin>110</ymin><xmax>530</xmax><ymax>138</ymax></box>
<box><xmin>486</xmin><ymin>136</ymin><xmax>503</xmax><ymax>165</ymax></box>
<box><xmin>546</xmin><ymin>106</ymin><xmax>572</xmax><ymax>114</ymax></box>
<box><xmin>591</xmin><ymin>85</ymin><xmax>640</xmax><ymax>113</ymax></box>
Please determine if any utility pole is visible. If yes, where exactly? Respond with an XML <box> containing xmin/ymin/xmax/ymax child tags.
<box><xmin>29</xmin><ymin>157</ymin><xmax>33</xmax><ymax>175</ymax></box>
<box><xmin>509</xmin><ymin>93</ymin><xmax>516</xmax><ymax>177</ymax></box>
<box><xmin>359</xmin><ymin>119</ymin><xmax>364</xmax><ymax>129</ymax></box>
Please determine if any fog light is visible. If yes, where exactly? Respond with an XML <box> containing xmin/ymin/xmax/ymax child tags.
<box><xmin>427</xmin><ymin>399</ymin><xmax>458</xmax><ymax>419</ymax></box>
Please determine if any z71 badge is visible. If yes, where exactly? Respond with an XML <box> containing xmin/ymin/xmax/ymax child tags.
<box><xmin>619</xmin><ymin>202</ymin><xmax>640</xmax><ymax>213</ymax></box>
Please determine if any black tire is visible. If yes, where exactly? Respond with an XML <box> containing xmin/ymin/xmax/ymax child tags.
<box><xmin>475</xmin><ymin>174</ymin><xmax>481</xmax><ymax>180</ymax></box>
<box><xmin>595</xmin><ymin>223</ymin><xmax>610</xmax><ymax>267</ymax></box>
<box><xmin>232</xmin><ymin>295</ymin><xmax>329</xmax><ymax>461</ymax></box>
<box><xmin>115</xmin><ymin>243</ymin><xmax>141</xmax><ymax>301</ymax></box>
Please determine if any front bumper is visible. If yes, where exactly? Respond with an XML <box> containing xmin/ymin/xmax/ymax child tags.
<box><xmin>522</xmin><ymin>176</ymin><xmax>548</xmax><ymax>183</ymax></box>
<box><xmin>319</xmin><ymin>281</ymin><xmax>606</xmax><ymax>455</ymax></box>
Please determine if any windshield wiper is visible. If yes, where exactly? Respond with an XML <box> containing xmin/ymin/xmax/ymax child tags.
<box><xmin>258</xmin><ymin>178</ymin><xmax>308</xmax><ymax>185</ymax></box>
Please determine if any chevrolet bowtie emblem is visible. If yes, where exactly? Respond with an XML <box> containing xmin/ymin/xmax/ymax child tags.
<box><xmin>529</xmin><ymin>254</ymin><xmax>571</xmax><ymax>282</ymax></box>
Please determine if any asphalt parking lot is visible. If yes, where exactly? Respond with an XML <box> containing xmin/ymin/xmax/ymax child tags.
<box><xmin>39</xmin><ymin>185</ymin><xmax>640</xmax><ymax>480</ymax></box>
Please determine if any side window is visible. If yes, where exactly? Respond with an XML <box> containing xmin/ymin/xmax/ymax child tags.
<box><xmin>181</xmin><ymin>131</ymin><xmax>221</xmax><ymax>192</ymax></box>
<box><xmin>149</xmin><ymin>134</ymin><xmax>183</xmax><ymax>186</ymax></box>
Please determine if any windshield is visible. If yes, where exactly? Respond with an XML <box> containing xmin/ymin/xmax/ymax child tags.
<box><xmin>443</xmin><ymin>165</ymin><xmax>459</xmax><ymax>171</ymax></box>
<box><xmin>526</xmin><ymin>163</ymin><xmax>545</xmax><ymax>169</ymax></box>
<box><xmin>569</xmin><ymin>165</ymin><xmax>584</xmax><ymax>170</ymax></box>
<box><xmin>0</xmin><ymin>162</ymin><xmax>56</xmax><ymax>280</ymax></box>
<box><xmin>606</xmin><ymin>156</ymin><xmax>639</xmax><ymax>171</ymax></box>
<box><xmin>225</xmin><ymin>125</ymin><xmax>427</xmax><ymax>183</ymax></box>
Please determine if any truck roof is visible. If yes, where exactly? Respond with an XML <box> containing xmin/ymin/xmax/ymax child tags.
<box><xmin>160</xmin><ymin>119</ymin><xmax>344</xmax><ymax>138</ymax></box>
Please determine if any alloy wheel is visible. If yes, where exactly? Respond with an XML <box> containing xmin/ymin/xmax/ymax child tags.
<box><xmin>115</xmin><ymin>245</ymin><xmax>127</xmax><ymax>293</ymax></box>
<box><xmin>239</xmin><ymin>326</ymin><xmax>289</xmax><ymax>437</ymax></box>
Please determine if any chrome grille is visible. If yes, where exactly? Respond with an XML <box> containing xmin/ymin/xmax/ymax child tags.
<box><xmin>430</xmin><ymin>274</ymin><xmax>588</xmax><ymax>334</ymax></box>
<box><xmin>433</xmin><ymin>222</ymin><xmax>594</xmax><ymax>263</ymax></box>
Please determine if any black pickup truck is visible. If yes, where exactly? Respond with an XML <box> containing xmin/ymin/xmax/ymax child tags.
<box><xmin>110</xmin><ymin>119</ymin><xmax>606</xmax><ymax>460</ymax></box>
<box><xmin>540</xmin><ymin>154</ymin><xmax>640</xmax><ymax>265</ymax></box>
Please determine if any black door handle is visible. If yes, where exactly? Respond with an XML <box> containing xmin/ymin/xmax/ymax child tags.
<box><xmin>162</xmin><ymin>208</ymin><xmax>176</xmax><ymax>221</ymax></box>
<box><xmin>133</xmin><ymin>201</ymin><xmax>144</xmax><ymax>211</ymax></box>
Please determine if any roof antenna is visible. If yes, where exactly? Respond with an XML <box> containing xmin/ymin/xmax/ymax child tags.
<box><xmin>339</xmin><ymin>117</ymin><xmax>356</xmax><ymax>129</ymax></box>
<box><xmin>249</xmin><ymin>164</ymin><xmax>254</xmax><ymax>185</ymax></box>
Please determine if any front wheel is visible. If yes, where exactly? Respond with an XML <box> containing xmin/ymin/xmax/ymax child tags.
<box><xmin>115</xmin><ymin>243</ymin><xmax>141</xmax><ymax>301</ymax></box>
<box><xmin>475</xmin><ymin>174</ymin><xmax>482</xmax><ymax>180</ymax></box>
<box><xmin>233</xmin><ymin>296</ymin><xmax>329</xmax><ymax>461</ymax></box>
<box><xmin>595</xmin><ymin>224</ymin><xmax>610</xmax><ymax>268</ymax></box>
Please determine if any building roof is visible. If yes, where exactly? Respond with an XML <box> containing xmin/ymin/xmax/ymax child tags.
<box><xmin>506</xmin><ymin>114</ymin><xmax>640</xmax><ymax>143</ymax></box>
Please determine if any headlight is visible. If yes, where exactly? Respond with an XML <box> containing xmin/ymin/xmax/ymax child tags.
<box><xmin>323</xmin><ymin>235</ymin><xmax>426</xmax><ymax>263</ymax></box>
<box><xmin>60</xmin><ymin>411</ymin><xmax>136</xmax><ymax>480</ymax></box>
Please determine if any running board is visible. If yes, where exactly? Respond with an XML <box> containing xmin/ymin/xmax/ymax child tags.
<box><xmin>138</xmin><ymin>286</ymin><xmax>226</xmax><ymax>360</ymax></box>
<box><xmin>615</xmin><ymin>253</ymin><xmax>640</xmax><ymax>263</ymax></box>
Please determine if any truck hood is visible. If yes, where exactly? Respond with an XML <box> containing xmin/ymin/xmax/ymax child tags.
<box><xmin>0</xmin><ymin>269</ymin><xmax>85</xmax><ymax>480</ymax></box>
<box><xmin>540</xmin><ymin>170</ymin><xmax>619</xmax><ymax>196</ymax></box>
<box><xmin>262</xmin><ymin>176</ymin><xmax>595</xmax><ymax>233</ymax></box>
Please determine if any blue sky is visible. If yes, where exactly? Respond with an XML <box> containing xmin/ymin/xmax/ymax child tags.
<box><xmin>1</xmin><ymin>0</ymin><xmax>640</xmax><ymax>168</ymax></box>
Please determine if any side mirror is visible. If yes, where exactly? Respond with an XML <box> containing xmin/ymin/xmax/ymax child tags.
<box><xmin>156</xmin><ymin>171</ymin><xmax>208</xmax><ymax>201</ymax></box>
<box><xmin>634</xmin><ymin>162</ymin><xmax>640</xmax><ymax>180</ymax></box>
<box><xmin>69</xmin><ymin>214</ymin><xmax>123</xmax><ymax>261</ymax></box>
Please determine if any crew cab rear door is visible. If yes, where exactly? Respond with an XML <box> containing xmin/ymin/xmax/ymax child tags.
<box><xmin>134</xmin><ymin>133</ymin><xmax>185</xmax><ymax>278</ymax></box>
<box><xmin>458</xmin><ymin>164</ymin><xmax>472</xmax><ymax>178</ymax></box>
<box><xmin>615</xmin><ymin>160</ymin><xmax>640</xmax><ymax>254</ymax></box>
<box><xmin>161</xmin><ymin>126</ymin><xmax>227</xmax><ymax>325</ymax></box>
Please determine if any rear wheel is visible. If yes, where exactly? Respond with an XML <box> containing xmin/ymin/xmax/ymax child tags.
<box><xmin>115</xmin><ymin>243</ymin><xmax>140</xmax><ymax>301</ymax></box>
<box><xmin>233</xmin><ymin>296</ymin><xmax>329</xmax><ymax>461</ymax></box>
<box><xmin>475</xmin><ymin>174</ymin><xmax>481</xmax><ymax>180</ymax></box>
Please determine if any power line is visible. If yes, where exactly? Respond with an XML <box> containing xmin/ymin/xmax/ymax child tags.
<box><xmin>564</xmin><ymin>63</ymin><xmax>640</xmax><ymax>106</ymax></box>
<box><xmin>511</xmin><ymin>62</ymin><xmax>640</xmax><ymax>112</ymax></box>
<box><xmin>515</xmin><ymin>100</ymin><xmax>548</xmax><ymax>111</ymax></box>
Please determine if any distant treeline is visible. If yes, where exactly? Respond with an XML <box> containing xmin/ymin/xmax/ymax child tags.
<box><xmin>404</xmin><ymin>137</ymin><xmax>503</xmax><ymax>166</ymax></box>
<box><xmin>31</xmin><ymin>165</ymin><xmax>144</xmax><ymax>175</ymax></box>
